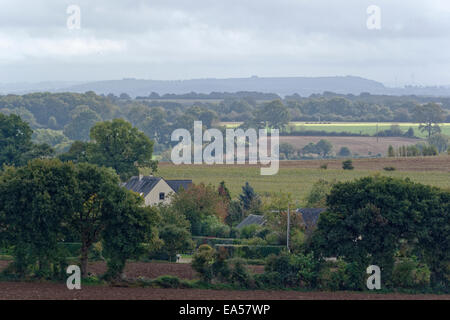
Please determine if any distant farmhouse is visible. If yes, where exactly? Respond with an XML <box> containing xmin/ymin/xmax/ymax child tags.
<box><xmin>123</xmin><ymin>175</ymin><xmax>192</xmax><ymax>206</ymax></box>
<box><xmin>236</xmin><ymin>208</ymin><xmax>326</xmax><ymax>232</ymax></box>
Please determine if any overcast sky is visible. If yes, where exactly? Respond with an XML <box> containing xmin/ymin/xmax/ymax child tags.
<box><xmin>1</xmin><ymin>0</ymin><xmax>450</xmax><ymax>86</ymax></box>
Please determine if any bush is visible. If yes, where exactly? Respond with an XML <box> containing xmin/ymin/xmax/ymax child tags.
<box><xmin>392</xmin><ymin>258</ymin><xmax>431</xmax><ymax>289</ymax></box>
<box><xmin>383</xmin><ymin>166</ymin><xmax>396</xmax><ymax>171</ymax></box>
<box><xmin>153</xmin><ymin>275</ymin><xmax>183</xmax><ymax>288</ymax></box>
<box><xmin>262</xmin><ymin>251</ymin><xmax>320</xmax><ymax>288</ymax></box>
<box><xmin>342</xmin><ymin>159</ymin><xmax>354</xmax><ymax>170</ymax></box>
<box><xmin>230</xmin><ymin>258</ymin><xmax>253</xmax><ymax>288</ymax></box>
<box><xmin>215</xmin><ymin>244</ymin><xmax>284</xmax><ymax>259</ymax></box>
<box><xmin>191</xmin><ymin>244</ymin><xmax>215</xmax><ymax>282</ymax></box>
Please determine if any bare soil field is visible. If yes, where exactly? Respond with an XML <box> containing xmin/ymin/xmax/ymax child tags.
<box><xmin>1</xmin><ymin>261</ymin><xmax>447</xmax><ymax>300</ymax></box>
<box><xmin>279</xmin><ymin>136</ymin><xmax>421</xmax><ymax>156</ymax></box>
<box><xmin>0</xmin><ymin>282</ymin><xmax>448</xmax><ymax>300</ymax></box>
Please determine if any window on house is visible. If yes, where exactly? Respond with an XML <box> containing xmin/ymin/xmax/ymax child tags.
<box><xmin>159</xmin><ymin>192</ymin><xmax>165</xmax><ymax>200</ymax></box>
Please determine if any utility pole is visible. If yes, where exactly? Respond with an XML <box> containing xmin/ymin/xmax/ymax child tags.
<box><xmin>286</xmin><ymin>203</ymin><xmax>290</xmax><ymax>252</ymax></box>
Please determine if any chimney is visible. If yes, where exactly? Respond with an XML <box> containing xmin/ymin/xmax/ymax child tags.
<box><xmin>139</xmin><ymin>174</ymin><xmax>144</xmax><ymax>181</ymax></box>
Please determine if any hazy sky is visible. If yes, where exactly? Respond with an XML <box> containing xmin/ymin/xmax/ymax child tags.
<box><xmin>1</xmin><ymin>0</ymin><xmax>450</xmax><ymax>86</ymax></box>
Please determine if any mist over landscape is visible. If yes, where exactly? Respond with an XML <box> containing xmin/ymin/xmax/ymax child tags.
<box><xmin>0</xmin><ymin>0</ymin><xmax>449</xmax><ymax>303</ymax></box>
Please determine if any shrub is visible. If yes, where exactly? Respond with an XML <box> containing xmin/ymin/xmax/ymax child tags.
<box><xmin>230</xmin><ymin>259</ymin><xmax>253</xmax><ymax>288</ymax></box>
<box><xmin>215</xmin><ymin>244</ymin><xmax>284</xmax><ymax>259</ymax></box>
<box><xmin>191</xmin><ymin>244</ymin><xmax>215</xmax><ymax>282</ymax></box>
<box><xmin>392</xmin><ymin>258</ymin><xmax>431</xmax><ymax>289</ymax></box>
<box><xmin>342</xmin><ymin>159</ymin><xmax>354</xmax><ymax>170</ymax></box>
<box><xmin>383</xmin><ymin>166</ymin><xmax>396</xmax><ymax>171</ymax></box>
<box><xmin>153</xmin><ymin>275</ymin><xmax>182</xmax><ymax>288</ymax></box>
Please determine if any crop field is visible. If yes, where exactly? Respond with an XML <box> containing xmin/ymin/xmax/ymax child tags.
<box><xmin>220</xmin><ymin>122</ymin><xmax>450</xmax><ymax>138</ymax></box>
<box><xmin>278</xmin><ymin>136</ymin><xmax>421</xmax><ymax>156</ymax></box>
<box><xmin>153</xmin><ymin>156</ymin><xmax>450</xmax><ymax>203</ymax></box>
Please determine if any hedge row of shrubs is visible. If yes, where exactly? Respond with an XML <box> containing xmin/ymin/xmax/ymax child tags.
<box><xmin>214</xmin><ymin>244</ymin><xmax>284</xmax><ymax>259</ymax></box>
<box><xmin>190</xmin><ymin>246</ymin><xmax>442</xmax><ymax>292</ymax></box>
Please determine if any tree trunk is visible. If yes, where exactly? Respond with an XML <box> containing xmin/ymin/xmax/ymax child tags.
<box><xmin>81</xmin><ymin>242</ymin><xmax>89</xmax><ymax>278</ymax></box>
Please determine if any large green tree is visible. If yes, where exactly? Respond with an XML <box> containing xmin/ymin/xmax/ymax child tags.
<box><xmin>310</xmin><ymin>176</ymin><xmax>449</xmax><ymax>287</ymax></box>
<box><xmin>88</xmin><ymin>119</ymin><xmax>157</xmax><ymax>181</ymax></box>
<box><xmin>0</xmin><ymin>159</ymin><xmax>77</xmax><ymax>277</ymax></box>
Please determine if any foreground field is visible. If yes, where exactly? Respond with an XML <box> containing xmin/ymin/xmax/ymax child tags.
<box><xmin>0</xmin><ymin>282</ymin><xmax>448</xmax><ymax>300</ymax></box>
<box><xmin>155</xmin><ymin>156</ymin><xmax>450</xmax><ymax>202</ymax></box>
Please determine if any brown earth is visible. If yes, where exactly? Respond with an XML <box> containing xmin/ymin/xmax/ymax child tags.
<box><xmin>158</xmin><ymin>155</ymin><xmax>450</xmax><ymax>172</ymax></box>
<box><xmin>279</xmin><ymin>136</ymin><xmax>421</xmax><ymax>156</ymax></box>
<box><xmin>0</xmin><ymin>282</ymin><xmax>448</xmax><ymax>300</ymax></box>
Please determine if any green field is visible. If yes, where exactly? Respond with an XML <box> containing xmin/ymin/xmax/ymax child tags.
<box><xmin>151</xmin><ymin>165</ymin><xmax>450</xmax><ymax>205</ymax></box>
<box><xmin>221</xmin><ymin>122</ymin><xmax>450</xmax><ymax>138</ymax></box>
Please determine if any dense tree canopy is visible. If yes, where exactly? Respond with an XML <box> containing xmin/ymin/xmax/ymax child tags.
<box><xmin>310</xmin><ymin>176</ymin><xmax>449</xmax><ymax>287</ymax></box>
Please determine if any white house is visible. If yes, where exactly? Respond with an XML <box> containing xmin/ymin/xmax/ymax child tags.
<box><xmin>123</xmin><ymin>175</ymin><xmax>192</xmax><ymax>206</ymax></box>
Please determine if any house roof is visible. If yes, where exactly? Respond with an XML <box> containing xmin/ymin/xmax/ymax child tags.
<box><xmin>123</xmin><ymin>176</ymin><xmax>193</xmax><ymax>197</ymax></box>
<box><xmin>123</xmin><ymin>176</ymin><xmax>162</xmax><ymax>197</ymax></box>
<box><xmin>236</xmin><ymin>214</ymin><xmax>266</xmax><ymax>229</ymax></box>
<box><xmin>296</xmin><ymin>208</ymin><xmax>326</xmax><ymax>229</ymax></box>
<box><xmin>166</xmin><ymin>180</ymin><xmax>192</xmax><ymax>193</ymax></box>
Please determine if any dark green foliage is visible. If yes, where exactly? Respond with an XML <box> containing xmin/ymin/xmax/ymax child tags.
<box><xmin>88</xmin><ymin>119</ymin><xmax>157</xmax><ymax>181</ymax></box>
<box><xmin>0</xmin><ymin>114</ymin><xmax>33</xmax><ymax>167</ymax></box>
<box><xmin>239</xmin><ymin>182</ymin><xmax>262</xmax><ymax>215</ymax></box>
<box><xmin>310</xmin><ymin>176</ymin><xmax>449</xmax><ymax>288</ymax></box>
<box><xmin>342</xmin><ymin>159</ymin><xmax>354</xmax><ymax>170</ymax></box>
<box><xmin>0</xmin><ymin>159</ymin><xmax>77</xmax><ymax>278</ymax></box>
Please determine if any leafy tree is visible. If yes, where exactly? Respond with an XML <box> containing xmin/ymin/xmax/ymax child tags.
<box><xmin>338</xmin><ymin>146</ymin><xmax>351</xmax><ymax>157</ymax></box>
<box><xmin>316</xmin><ymin>139</ymin><xmax>333</xmax><ymax>157</ymax></box>
<box><xmin>63</xmin><ymin>105</ymin><xmax>101</xmax><ymax>141</ymax></box>
<box><xmin>171</xmin><ymin>183</ymin><xmax>227</xmax><ymax>235</ymax></box>
<box><xmin>387</xmin><ymin>145</ymin><xmax>395</xmax><ymax>157</ymax></box>
<box><xmin>413</xmin><ymin>103</ymin><xmax>445</xmax><ymax>138</ymax></box>
<box><xmin>0</xmin><ymin>114</ymin><xmax>33</xmax><ymax>167</ymax></box>
<box><xmin>88</xmin><ymin>119</ymin><xmax>157</xmax><ymax>181</ymax></box>
<box><xmin>101</xmin><ymin>192</ymin><xmax>159</xmax><ymax>279</ymax></box>
<box><xmin>304</xmin><ymin>179</ymin><xmax>335</xmax><ymax>208</ymax></box>
<box><xmin>58</xmin><ymin>141</ymin><xmax>90</xmax><ymax>163</ymax></box>
<box><xmin>427</xmin><ymin>133</ymin><xmax>449</xmax><ymax>153</ymax></box>
<box><xmin>254</xmin><ymin>100</ymin><xmax>290</xmax><ymax>129</ymax></box>
<box><xmin>310</xmin><ymin>176</ymin><xmax>449</xmax><ymax>287</ymax></box>
<box><xmin>280</xmin><ymin>143</ymin><xmax>296</xmax><ymax>159</ymax></box>
<box><xmin>0</xmin><ymin>159</ymin><xmax>77</xmax><ymax>277</ymax></box>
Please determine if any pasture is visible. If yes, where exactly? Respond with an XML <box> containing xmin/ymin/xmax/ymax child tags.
<box><xmin>152</xmin><ymin>156</ymin><xmax>450</xmax><ymax>204</ymax></box>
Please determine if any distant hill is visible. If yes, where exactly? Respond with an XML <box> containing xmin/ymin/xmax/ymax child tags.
<box><xmin>60</xmin><ymin>76</ymin><xmax>386</xmax><ymax>97</ymax></box>
<box><xmin>2</xmin><ymin>76</ymin><xmax>450</xmax><ymax>97</ymax></box>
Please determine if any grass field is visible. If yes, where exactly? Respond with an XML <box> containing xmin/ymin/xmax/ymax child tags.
<box><xmin>221</xmin><ymin>122</ymin><xmax>450</xmax><ymax>138</ymax></box>
<box><xmin>150</xmin><ymin>157</ymin><xmax>450</xmax><ymax>204</ymax></box>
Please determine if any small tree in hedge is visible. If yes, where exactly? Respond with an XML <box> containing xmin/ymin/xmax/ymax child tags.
<box><xmin>191</xmin><ymin>244</ymin><xmax>215</xmax><ymax>283</ymax></box>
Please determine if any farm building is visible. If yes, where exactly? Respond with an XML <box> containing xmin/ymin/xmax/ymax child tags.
<box><xmin>123</xmin><ymin>175</ymin><xmax>192</xmax><ymax>206</ymax></box>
